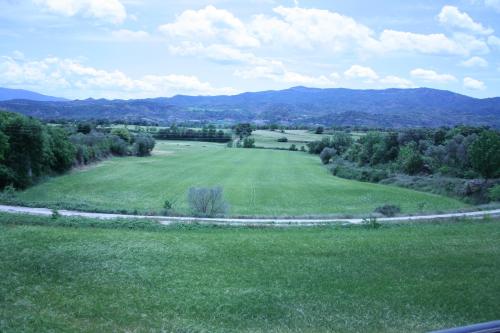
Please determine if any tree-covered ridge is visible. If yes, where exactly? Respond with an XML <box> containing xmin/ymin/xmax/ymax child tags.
<box><xmin>0</xmin><ymin>87</ymin><xmax>499</xmax><ymax>128</ymax></box>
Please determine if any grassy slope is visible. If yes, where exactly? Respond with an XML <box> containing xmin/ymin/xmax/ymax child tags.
<box><xmin>15</xmin><ymin>141</ymin><xmax>466</xmax><ymax>216</ymax></box>
<box><xmin>1</xmin><ymin>215</ymin><xmax>499</xmax><ymax>332</ymax></box>
<box><xmin>251</xmin><ymin>129</ymin><xmax>327</xmax><ymax>149</ymax></box>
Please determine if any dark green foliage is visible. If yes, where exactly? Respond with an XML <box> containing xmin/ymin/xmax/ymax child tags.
<box><xmin>374</xmin><ymin>204</ymin><xmax>401</xmax><ymax>217</ymax></box>
<box><xmin>111</xmin><ymin>128</ymin><xmax>132</xmax><ymax>143</ymax></box>
<box><xmin>133</xmin><ymin>133</ymin><xmax>155</xmax><ymax>157</ymax></box>
<box><xmin>155</xmin><ymin>124</ymin><xmax>231</xmax><ymax>143</ymax></box>
<box><xmin>0</xmin><ymin>112</ymin><xmax>72</xmax><ymax>189</ymax></box>
<box><xmin>398</xmin><ymin>144</ymin><xmax>424</xmax><ymax>175</ymax></box>
<box><xmin>46</xmin><ymin>127</ymin><xmax>76</xmax><ymax>173</ymax></box>
<box><xmin>187</xmin><ymin>186</ymin><xmax>229</xmax><ymax>217</ymax></box>
<box><xmin>315</xmin><ymin>126</ymin><xmax>324</xmax><ymax>134</ymax></box>
<box><xmin>289</xmin><ymin>144</ymin><xmax>298</xmax><ymax>151</ymax></box>
<box><xmin>320</xmin><ymin>147</ymin><xmax>336</xmax><ymax>164</ymax></box>
<box><xmin>489</xmin><ymin>185</ymin><xmax>500</xmax><ymax>201</ymax></box>
<box><xmin>77</xmin><ymin>122</ymin><xmax>92</xmax><ymax>134</ymax></box>
<box><xmin>234</xmin><ymin>123</ymin><xmax>253</xmax><ymax>139</ymax></box>
<box><xmin>277</xmin><ymin>137</ymin><xmax>288</xmax><ymax>142</ymax></box>
<box><xmin>242</xmin><ymin>137</ymin><xmax>255</xmax><ymax>148</ymax></box>
<box><xmin>469</xmin><ymin>131</ymin><xmax>500</xmax><ymax>179</ymax></box>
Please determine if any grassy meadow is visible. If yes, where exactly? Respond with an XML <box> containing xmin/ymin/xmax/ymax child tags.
<box><xmin>13</xmin><ymin>140</ymin><xmax>467</xmax><ymax>216</ymax></box>
<box><xmin>1</xmin><ymin>213</ymin><xmax>499</xmax><ymax>332</ymax></box>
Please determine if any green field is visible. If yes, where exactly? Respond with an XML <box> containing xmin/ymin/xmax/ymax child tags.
<box><xmin>14</xmin><ymin>140</ymin><xmax>467</xmax><ymax>216</ymax></box>
<box><xmin>1</xmin><ymin>214</ymin><xmax>499</xmax><ymax>332</ymax></box>
<box><xmin>251</xmin><ymin>129</ymin><xmax>327</xmax><ymax>149</ymax></box>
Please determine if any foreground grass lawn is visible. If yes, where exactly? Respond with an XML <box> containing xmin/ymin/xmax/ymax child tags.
<box><xmin>1</xmin><ymin>215</ymin><xmax>499</xmax><ymax>332</ymax></box>
<box><xmin>15</xmin><ymin>141</ymin><xmax>466</xmax><ymax>216</ymax></box>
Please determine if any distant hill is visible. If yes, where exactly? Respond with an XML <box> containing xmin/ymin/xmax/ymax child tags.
<box><xmin>0</xmin><ymin>87</ymin><xmax>67</xmax><ymax>102</ymax></box>
<box><xmin>0</xmin><ymin>86</ymin><xmax>499</xmax><ymax>128</ymax></box>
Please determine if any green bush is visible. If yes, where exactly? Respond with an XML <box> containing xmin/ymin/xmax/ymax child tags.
<box><xmin>489</xmin><ymin>185</ymin><xmax>500</xmax><ymax>202</ymax></box>
<box><xmin>277</xmin><ymin>137</ymin><xmax>288</xmax><ymax>142</ymax></box>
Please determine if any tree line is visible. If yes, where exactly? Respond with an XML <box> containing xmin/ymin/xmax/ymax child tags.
<box><xmin>0</xmin><ymin>112</ymin><xmax>155</xmax><ymax>190</ymax></box>
<box><xmin>155</xmin><ymin>124</ymin><xmax>231</xmax><ymax>142</ymax></box>
<box><xmin>308</xmin><ymin>126</ymin><xmax>500</xmax><ymax>203</ymax></box>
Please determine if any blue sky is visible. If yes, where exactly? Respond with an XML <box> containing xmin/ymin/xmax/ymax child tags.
<box><xmin>0</xmin><ymin>0</ymin><xmax>499</xmax><ymax>99</ymax></box>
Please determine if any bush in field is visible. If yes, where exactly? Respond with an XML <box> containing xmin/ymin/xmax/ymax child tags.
<box><xmin>489</xmin><ymin>185</ymin><xmax>500</xmax><ymax>202</ymax></box>
<box><xmin>374</xmin><ymin>204</ymin><xmax>401</xmax><ymax>217</ymax></box>
<box><xmin>187</xmin><ymin>186</ymin><xmax>229</xmax><ymax>217</ymax></box>
<box><xmin>277</xmin><ymin>137</ymin><xmax>288</xmax><ymax>142</ymax></box>
<box><xmin>109</xmin><ymin>135</ymin><xmax>129</xmax><ymax>156</ymax></box>
<box><xmin>315</xmin><ymin>126</ymin><xmax>324</xmax><ymax>134</ymax></box>
<box><xmin>133</xmin><ymin>133</ymin><xmax>155</xmax><ymax>156</ymax></box>
<box><xmin>242</xmin><ymin>137</ymin><xmax>255</xmax><ymax>148</ymax></box>
<box><xmin>289</xmin><ymin>144</ymin><xmax>298</xmax><ymax>151</ymax></box>
<box><xmin>111</xmin><ymin>128</ymin><xmax>132</xmax><ymax>143</ymax></box>
<box><xmin>320</xmin><ymin>147</ymin><xmax>336</xmax><ymax>164</ymax></box>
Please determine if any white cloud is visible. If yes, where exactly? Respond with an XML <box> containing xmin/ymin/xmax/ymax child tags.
<box><xmin>438</xmin><ymin>6</ymin><xmax>493</xmax><ymax>35</ymax></box>
<box><xmin>111</xmin><ymin>29</ymin><xmax>150</xmax><ymax>41</ymax></box>
<box><xmin>249</xmin><ymin>6</ymin><xmax>380</xmax><ymax>53</ymax></box>
<box><xmin>0</xmin><ymin>55</ymin><xmax>236</xmax><ymax>98</ymax></box>
<box><xmin>380</xmin><ymin>30</ymin><xmax>473</xmax><ymax>56</ymax></box>
<box><xmin>379</xmin><ymin>75</ymin><xmax>415</xmax><ymax>88</ymax></box>
<box><xmin>463</xmin><ymin>77</ymin><xmax>486</xmax><ymax>90</ymax></box>
<box><xmin>460</xmin><ymin>56</ymin><xmax>488</xmax><ymax>67</ymax></box>
<box><xmin>488</xmin><ymin>35</ymin><xmax>500</xmax><ymax>47</ymax></box>
<box><xmin>344</xmin><ymin>65</ymin><xmax>379</xmax><ymax>81</ymax></box>
<box><xmin>33</xmin><ymin>0</ymin><xmax>127</xmax><ymax>24</ymax></box>
<box><xmin>158</xmin><ymin>5</ymin><xmax>259</xmax><ymax>48</ymax></box>
<box><xmin>410</xmin><ymin>68</ymin><xmax>457</xmax><ymax>83</ymax></box>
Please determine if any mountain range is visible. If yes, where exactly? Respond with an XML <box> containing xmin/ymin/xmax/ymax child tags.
<box><xmin>0</xmin><ymin>87</ymin><xmax>67</xmax><ymax>102</ymax></box>
<box><xmin>0</xmin><ymin>86</ymin><xmax>499</xmax><ymax>128</ymax></box>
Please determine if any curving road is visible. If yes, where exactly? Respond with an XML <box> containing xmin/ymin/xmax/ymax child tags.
<box><xmin>1</xmin><ymin>204</ymin><xmax>500</xmax><ymax>227</ymax></box>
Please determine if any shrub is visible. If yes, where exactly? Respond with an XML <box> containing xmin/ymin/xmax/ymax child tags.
<box><xmin>489</xmin><ymin>185</ymin><xmax>500</xmax><ymax>202</ymax></box>
<box><xmin>277</xmin><ymin>137</ymin><xmax>288</xmax><ymax>142</ymax></box>
<box><xmin>362</xmin><ymin>216</ymin><xmax>381</xmax><ymax>229</ymax></box>
<box><xmin>226</xmin><ymin>141</ymin><xmax>233</xmax><ymax>148</ymax></box>
<box><xmin>111</xmin><ymin>128</ymin><xmax>132</xmax><ymax>143</ymax></box>
<box><xmin>289</xmin><ymin>144</ymin><xmax>298</xmax><ymax>151</ymax></box>
<box><xmin>51</xmin><ymin>209</ymin><xmax>61</xmax><ymax>220</ymax></box>
<box><xmin>320</xmin><ymin>147</ymin><xmax>336</xmax><ymax>164</ymax></box>
<box><xmin>374</xmin><ymin>205</ymin><xmax>401</xmax><ymax>217</ymax></box>
<box><xmin>133</xmin><ymin>133</ymin><xmax>155</xmax><ymax>156</ymax></box>
<box><xmin>187</xmin><ymin>186</ymin><xmax>229</xmax><ymax>217</ymax></box>
<box><xmin>242</xmin><ymin>138</ymin><xmax>255</xmax><ymax>148</ymax></box>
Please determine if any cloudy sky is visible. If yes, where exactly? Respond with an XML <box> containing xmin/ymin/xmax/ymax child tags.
<box><xmin>0</xmin><ymin>0</ymin><xmax>499</xmax><ymax>99</ymax></box>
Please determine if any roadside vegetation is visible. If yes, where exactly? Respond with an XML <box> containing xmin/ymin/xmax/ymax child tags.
<box><xmin>1</xmin><ymin>212</ymin><xmax>499</xmax><ymax>332</ymax></box>
<box><xmin>307</xmin><ymin>126</ymin><xmax>500</xmax><ymax>204</ymax></box>
<box><xmin>0</xmin><ymin>112</ymin><xmax>155</xmax><ymax>190</ymax></box>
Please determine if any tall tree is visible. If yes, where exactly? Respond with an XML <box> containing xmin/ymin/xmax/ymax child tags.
<box><xmin>469</xmin><ymin>131</ymin><xmax>500</xmax><ymax>179</ymax></box>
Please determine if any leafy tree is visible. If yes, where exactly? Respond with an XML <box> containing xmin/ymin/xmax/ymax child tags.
<box><xmin>398</xmin><ymin>143</ymin><xmax>424</xmax><ymax>175</ymax></box>
<box><xmin>47</xmin><ymin>127</ymin><xmax>76</xmax><ymax>173</ymax></box>
<box><xmin>320</xmin><ymin>147</ymin><xmax>336</xmax><ymax>164</ymax></box>
<box><xmin>133</xmin><ymin>133</ymin><xmax>155</xmax><ymax>156</ymax></box>
<box><xmin>242</xmin><ymin>137</ymin><xmax>255</xmax><ymax>148</ymax></box>
<box><xmin>77</xmin><ymin>122</ymin><xmax>92</xmax><ymax>134</ymax></box>
<box><xmin>315</xmin><ymin>126</ymin><xmax>324</xmax><ymax>134</ymax></box>
<box><xmin>111</xmin><ymin>128</ymin><xmax>132</xmax><ymax>143</ymax></box>
<box><xmin>234</xmin><ymin>123</ymin><xmax>253</xmax><ymax>139</ymax></box>
<box><xmin>0</xmin><ymin>129</ymin><xmax>8</xmax><ymax>161</ymax></box>
<box><xmin>469</xmin><ymin>131</ymin><xmax>500</xmax><ymax>179</ymax></box>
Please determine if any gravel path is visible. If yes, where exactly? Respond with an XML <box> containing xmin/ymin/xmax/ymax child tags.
<box><xmin>1</xmin><ymin>204</ymin><xmax>500</xmax><ymax>227</ymax></box>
